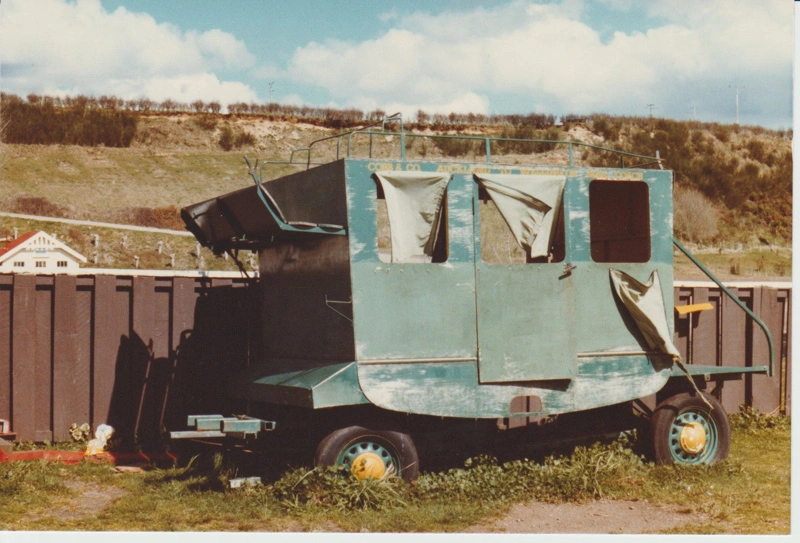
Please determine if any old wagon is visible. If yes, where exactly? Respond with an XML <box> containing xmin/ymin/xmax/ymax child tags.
<box><xmin>174</xmin><ymin>118</ymin><xmax>773</xmax><ymax>480</ymax></box>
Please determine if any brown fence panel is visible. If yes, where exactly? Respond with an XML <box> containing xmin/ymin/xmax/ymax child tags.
<box><xmin>0</xmin><ymin>273</ymin><xmax>259</xmax><ymax>446</ymax></box>
<box><xmin>0</xmin><ymin>276</ymin><xmax>11</xmax><ymax>425</ymax></box>
<box><xmin>673</xmin><ymin>286</ymin><xmax>692</xmax><ymax>362</ymax></box>
<box><xmin>786</xmin><ymin>291</ymin><xmax>792</xmax><ymax>413</ymax></box>
<box><xmin>92</xmin><ymin>275</ymin><xmax>126</xmax><ymax>437</ymax></box>
<box><xmin>12</xmin><ymin>275</ymin><xmax>38</xmax><ymax>441</ymax></box>
<box><xmin>750</xmin><ymin>288</ymin><xmax>789</xmax><ymax>414</ymax></box>
<box><xmin>722</xmin><ymin>287</ymin><xmax>751</xmax><ymax>413</ymax></box>
<box><xmin>673</xmin><ymin>283</ymin><xmax>791</xmax><ymax>416</ymax></box>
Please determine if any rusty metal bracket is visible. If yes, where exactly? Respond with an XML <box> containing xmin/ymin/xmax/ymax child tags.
<box><xmin>325</xmin><ymin>295</ymin><xmax>353</xmax><ymax>323</ymax></box>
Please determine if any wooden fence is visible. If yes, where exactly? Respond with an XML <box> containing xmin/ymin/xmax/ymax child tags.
<box><xmin>672</xmin><ymin>281</ymin><xmax>791</xmax><ymax>417</ymax></box>
<box><xmin>0</xmin><ymin>273</ymin><xmax>792</xmax><ymax>444</ymax></box>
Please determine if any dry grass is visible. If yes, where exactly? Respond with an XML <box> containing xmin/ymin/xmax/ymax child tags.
<box><xmin>0</xmin><ymin>424</ymin><xmax>789</xmax><ymax>533</ymax></box>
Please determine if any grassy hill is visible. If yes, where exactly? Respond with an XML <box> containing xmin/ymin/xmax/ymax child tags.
<box><xmin>0</xmin><ymin>109</ymin><xmax>791</xmax><ymax>279</ymax></box>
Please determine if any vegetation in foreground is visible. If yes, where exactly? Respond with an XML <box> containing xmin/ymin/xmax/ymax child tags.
<box><xmin>0</xmin><ymin>408</ymin><xmax>790</xmax><ymax>534</ymax></box>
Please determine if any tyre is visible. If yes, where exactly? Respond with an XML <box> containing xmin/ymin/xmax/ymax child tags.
<box><xmin>314</xmin><ymin>426</ymin><xmax>419</xmax><ymax>481</ymax></box>
<box><xmin>651</xmin><ymin>391</ymin><xmax>731</xmax><ymax>465</ymax></box>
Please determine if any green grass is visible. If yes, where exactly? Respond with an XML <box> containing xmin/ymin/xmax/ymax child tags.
<box><xmin>0</xmin><ymin>415</ymin><xmax>790</xmax><ymax>533</ymax></box>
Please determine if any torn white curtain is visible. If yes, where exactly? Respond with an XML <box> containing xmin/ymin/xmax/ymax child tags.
<box><xmin>374</xmin><ymin>171</ymin><xmax>452</xmax><ymax>263</ymax></box>
<box><xmin>474</xmin><ymin>174</ymin><xmax>566</xmax><ymax>259</ymax></box>
<box><xmin>609</xmin><ymin>269</ymin><xmax>681</xmax><ymax>358</ymax></box>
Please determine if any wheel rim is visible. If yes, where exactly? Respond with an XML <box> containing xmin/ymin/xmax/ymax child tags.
<box><xmin>336</xmin><ymin>438</ymin><xmax>398</xmax><ymax>480</ymax></box>
<box><xmin>668</xmin><ymin>408</ymin><xmax>719</xmax><ymax>464</ymax></box>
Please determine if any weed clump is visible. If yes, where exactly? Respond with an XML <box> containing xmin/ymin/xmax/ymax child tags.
<box><xmin>729</xmin><ymin>405</ymin><xmax>790</xmax><ymax>434</ymax></box>
<box><xmin>413</xmin><ymin>439</ymin><xmax>647</xmax><ymax>504</ymax></box>
<box><xmin>271</xmin><ymin>466</ymin><xmax>408</xmax><ymax>511</ymax></box>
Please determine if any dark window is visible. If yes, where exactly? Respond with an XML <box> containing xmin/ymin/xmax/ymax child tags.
<box><xmin>589</xmin><ymin>180</ymin><xmax>650</xmax><ymax>263</ymax></box>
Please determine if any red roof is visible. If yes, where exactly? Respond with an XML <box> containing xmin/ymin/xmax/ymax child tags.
<box><xmin>0</xmin><ymin>231</ymin><xmax>40</xmax><ymax>258</ymax></box>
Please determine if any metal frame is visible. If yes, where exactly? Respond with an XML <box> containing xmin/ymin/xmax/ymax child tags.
<box><xmin>257</xmin><ymin>113</ymin><xmax>664</xmax><ymax>170</ymax></box>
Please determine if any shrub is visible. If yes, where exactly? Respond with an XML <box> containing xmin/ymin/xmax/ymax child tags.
<box><xmin>674</xmin><ymin>186</ymin><xmax>720</xmax><ymax>243</ymax></box>
<box><xmin>5</xmin><ymin>196</ymin><xmax>73</xmax><ymax>218</ymax></box>
<box><xmin>193</xmin><ymin>114</ymin><xmax>218</xmax><ymax>131</ymax></box>
<box><xmin>218</xmin><ymin>125</ymin><xmax>256</xmax><ymax>151</ymax></box>
<box><xmin>432</xmin><ymin>136</ymin><xmax>479</xmax><ymax>157</ymax></box>
<box><xmin>1</xmin><ymin>93</ymin><xmax>137</xmax><ymax>146</ymax></box>
<box><xmin>112</xmin><ymin>205</ymin><xmax>183</xmax><ymax>230</ymax></box>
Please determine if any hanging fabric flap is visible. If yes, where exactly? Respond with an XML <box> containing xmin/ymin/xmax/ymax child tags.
<box><xmin>374</xmin><ymin>171</ymin><xmax>452</xmax><ymax>263</ymax></box>
<box><xmin>609</xmin><ymin>268</ymin><xmax>681</xmax><ymax>358</ymax></box>
<box><xmin>475</xmin><ymin>174</ymin><xmax>566</xmax><ymax>259</ymax></box>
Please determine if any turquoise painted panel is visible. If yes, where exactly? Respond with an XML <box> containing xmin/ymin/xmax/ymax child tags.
<box><xmin>357</xmin><ymin>355</ymin><xmax>671</xmax><ymax>418</ymax></box>
<box><xmin>351</xmin><ymin>262</ymin><xmax>477</xmax><ymax>359</ymax></box>
<box><xmin>229</xmin><ymin>361</ymin><xmax>368</xmax><ymax>409</ymax></box>
<box><xmin>476</xmin><ymin>262</ymin><xmax>576</xmax><ymax>381</ymax></box>
<box><xmin>345</xmin><ymin>160</ymin><xmax>478</xmax><ymax>360</ymax></box>
<box><xmin>346</xmin><ymin>160</ymin><xmax>676</xmax><ymax>417</ymax></box>
<box><xmin>566</xmin><ymin>171</ymin><xmax>675</xmax><ymax>354</ymax></box>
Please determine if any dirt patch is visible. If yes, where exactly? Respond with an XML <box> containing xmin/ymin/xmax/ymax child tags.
<box><xmin>25</xmin><ymin>479</ymin><xmax>128</xmax><ymax>522</ymax></box>
<box><xmin>466</xmin><ymin>499</ymin><xmax>704</xmax><ymax>534</ymax></box>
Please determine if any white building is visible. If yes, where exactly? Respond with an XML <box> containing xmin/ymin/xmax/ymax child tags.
<box><xmin>0</xmin><ymin>231</ymin><xmax>87</xmax><ymax>273</ymax></box>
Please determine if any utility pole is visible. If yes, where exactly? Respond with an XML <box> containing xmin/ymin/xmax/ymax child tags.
<box><xmin>269</xmin><ymin>82</ymin><xmax>274</xmax><ymax>103</ymax></box>
<box><xmin>729</xmin><ymin>85</ymin><xmax>744</xmax><ymax>125</ymax></box>
<box><xmin>646</xmin><ymin>104</ymin><xmax>657</xmax><ymax>118</ymax></box>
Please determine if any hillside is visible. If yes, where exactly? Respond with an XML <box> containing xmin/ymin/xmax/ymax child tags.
<box><xmin>0</xmin><ymin>111</ymin><xmax>792</xmax><ymax>279</ymax></box>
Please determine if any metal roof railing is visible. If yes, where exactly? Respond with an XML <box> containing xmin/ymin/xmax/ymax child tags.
<box><xmin>258</xmin><ymin>113</ymin><xmax>664</xmax><ymax>176</ymax></box>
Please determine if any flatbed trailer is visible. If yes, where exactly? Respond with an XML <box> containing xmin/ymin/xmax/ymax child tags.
<box><xmin>172</xmin><ymin>118</ymin><xmax>773</xmax><ymax>480</ymax></box>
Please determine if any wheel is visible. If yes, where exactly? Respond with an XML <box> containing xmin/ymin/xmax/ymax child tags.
<box><xmin>314</xmin><ymin>426</ymin><xmax>419</xmax><ymax>481</ymax></box>
<box><xmin>650</xmin><ymin>391</ymin><xmax>731</xmax><ymax>465</ymax></box>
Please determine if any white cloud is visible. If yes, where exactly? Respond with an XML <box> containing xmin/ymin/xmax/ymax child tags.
<box><xmin>285</xmin><ymin>0</ymin><xmax>792</xmax><ymax>121</ymax></box>
<box><xmin>1</xmin><ymin>0</ymin><xmax>259</xmax><ymax>106</ymax></box>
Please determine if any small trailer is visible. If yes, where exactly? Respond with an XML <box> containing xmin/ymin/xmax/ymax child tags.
<box><xmin>174</xmin><ymin>120</ymin><xmax>773</xmax><ymax>480</ymax></box>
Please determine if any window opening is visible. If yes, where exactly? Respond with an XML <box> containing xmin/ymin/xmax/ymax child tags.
<box><xmin>374</xmin><ymin>171</ymin><xmax>451</xmax><ymax>263</ymax></box>
<box><xmin>589</xmin><ymin>180</ymin><xmax>650</xmax><ymax>263</ymax></box>
<box><xmin>14</xmin><ymin>261</ymin><xmax>24</xmax><ymax>267</ymax></box>
<box><xmin>475</xmin><ymin>174</ymin><xmax>566</xmax><ymax>264</ymax></box>
<box><xmin>35</xmin><ymin>261</ymin><xmax>46</xmax><ymax>268</ymax></box>
<box><xmin>57</xmin><ymin>261</ymin><xmax>68</xmax><ymax>268</ymax></box>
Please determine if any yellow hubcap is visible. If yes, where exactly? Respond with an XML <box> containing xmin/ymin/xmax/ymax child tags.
<box><xmin>679</xmin><ymin>422</ymin><xmax>707</xmax><ymax>454</ymax></box>
<box><xmin>350</xmin><ymin>452</ymin><xmax>386</xmax><ymax>480</ymax></box>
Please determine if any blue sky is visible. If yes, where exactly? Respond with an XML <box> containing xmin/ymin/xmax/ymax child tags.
<box><xmin>1</xmin><ymin>0</ymin><xmax>793</xmax><ymax>128</ymax></box>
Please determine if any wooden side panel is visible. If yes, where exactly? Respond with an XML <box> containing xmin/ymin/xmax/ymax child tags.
<box><xmin>785</xmin><ymin>290</ymin><xmax>792</xmax><ymax>413</ymax></box>
<box><xmin>33</xmin><ymin>279</ymin><xmax>53</xmax><ymax>441</ymax></box>
<box><xmin>11</xmin><ymin>275</ymin><xmax>37</xmax><ymax>441</ymax></box>
<box><xmin>690</xmin><ymin>288</ymin><xmax>721</xmax><ymax>367</ymax></box>
<box><xmin>673</xmin><ymin>287</ymin><xmax>693</xmax><ymax>362</ymax></box>
<box><xmin>750</xmin><ymin>288</ymin><xmax>783</xmax><ymax>414</ymax></box>
<box><xmin>93</xmin><ymin>276</ymin><xmax>121</xmax><ymax>428</ymax></box>
<box><xmin>719</xmin><ymin>288</ymin><xmax>750</xmax><ymax>413</ymax></box>
<box><xmin>53</xmin><ymin>276</ymin><xmax>77</xmax><ymax>442</ymax></box>
<box><xmin>136</xmin><ymin>279</ymin><xmax>173</xmax><ymax>445</ymax></box>
<box><xmin>0</xmin><ymin>278</ymin><xmax>12</xmax><ymax>422</ymax></box>
<box><xmin>131</xmin><ymin>276</ymin><xmax>156</xmax><ymax>445</ymax></box>
<box><xmin>166</xmin><ymin>277</ymin><xmax>197</xmax><ymax>430</ymax></box>
<box><xmin>50</xmin><ymin>276</ymin><xmax>93</xmax><ymax>441</ymax></box>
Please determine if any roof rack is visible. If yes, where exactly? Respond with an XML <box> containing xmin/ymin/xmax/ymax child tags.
<box><xmin>258</xmin><ymin>113</ymin><xmax>664</xmax><ymax>174</ymax></box>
